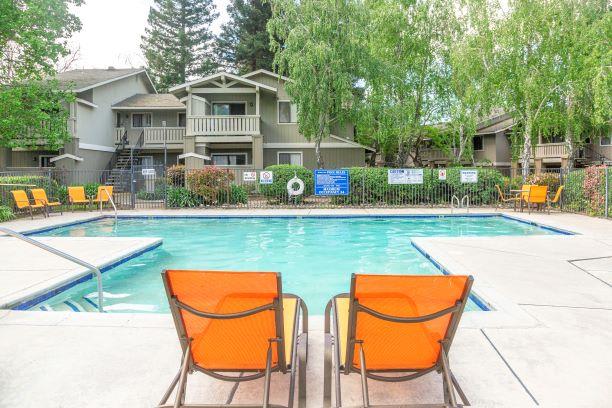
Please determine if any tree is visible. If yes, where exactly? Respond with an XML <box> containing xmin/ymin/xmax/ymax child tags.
<box><xmin>357</xmin><ymin>0</ymin><xmax>456</xmax><ymax>167</ymax></box>
<box><xmin>268</xmin><ymin>0</ymin><xmax>366</xmax><ymax>168</ymax></box>
<box><xmin>141</xmin><ymin>0</ymin><xmax>218</xmax><ymax>91</ymax></box>
<box><xmin>0</xmin><ymin>0</ymin><xmax>82</xmax><ymax>150</ymax></box>
<box><xmin>215</xmin><ymin>0</ymin><xmax>276</xmax><ymax>74</ymax></box>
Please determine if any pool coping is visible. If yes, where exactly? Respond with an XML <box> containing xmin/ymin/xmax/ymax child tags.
<box><xmin>4</xmin><ymin>237</ymin><xmax>163</xmax><ymax>311</ymax></box>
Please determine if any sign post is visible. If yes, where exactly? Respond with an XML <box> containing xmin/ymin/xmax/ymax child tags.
<box><xmin>314</xmin><ymin>169</ymin><xmax>350</xmax><ymax>196</ymax></box>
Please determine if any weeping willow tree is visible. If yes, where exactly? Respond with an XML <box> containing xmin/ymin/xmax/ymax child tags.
<box><xmin>268</xmin><ymin>0</ymin><xmax>366</xmax><ymax>168</ymax></box>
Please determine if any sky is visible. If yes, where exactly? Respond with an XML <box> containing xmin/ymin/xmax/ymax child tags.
<box><xmin>65</xmin><ymin>0</ymin><xmax>231</xmax><ymax>69</ymax></box>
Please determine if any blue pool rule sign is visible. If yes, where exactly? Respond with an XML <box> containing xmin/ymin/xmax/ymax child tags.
<box><xmin>314</xmin><ymin>169</ymin><xmax>350</xmax><ymax>196</ymax></box>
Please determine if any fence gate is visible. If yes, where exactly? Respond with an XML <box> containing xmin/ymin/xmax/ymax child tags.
<box><xmin>131</xmin><ymin>164</ymin><xmax>166</xmax><ymax>209</ymax></box>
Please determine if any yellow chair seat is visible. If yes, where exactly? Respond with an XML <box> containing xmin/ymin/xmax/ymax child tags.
<box><xmin>282</xmin><ymin>296</ymin><xmax>298</xmax><ymax>365</ymax></box>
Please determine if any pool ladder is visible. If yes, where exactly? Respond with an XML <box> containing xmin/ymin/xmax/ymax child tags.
<box><xmin>451</xmin><ymin>195</ymin><xmax>470</xmax><ymax>214</ymax></box>
<box><xmin>100</xmin><ymin>188</ymin><xmax>117</xmax><ymax>224</ymax></box>
<box><xmin>0</xmin><ymin>226</ymin><xmax>104</xmax><ymax>312</ymax></box>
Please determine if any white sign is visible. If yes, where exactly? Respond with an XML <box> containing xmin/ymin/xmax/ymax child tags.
<box><xmin>388</xmin><ymin>168</ymin><xmax>424</xmax><ymax>185</ymax></box>
<box><xmin>460</xmin><ymin>169</ymin><xmax>478</xmax><ymax>183</ymax></box>
<box><xmin>259</xmin><ymin>170</ymin><xmax>274</xmax><ymax>184</ymax></box>
<box><xmin>243</xmin><ymin>171</ymin><xmax>257</xmax><ymax>182</ymax></box>
<box><xmin>438</xmin><ymin>169</ymin><xmax>447</xmax><ymax>181</ymax></box>
<box><xmin>141</xmin><ymin>168</ymin><xmax>156</xmax><ymax>176</ymax></box>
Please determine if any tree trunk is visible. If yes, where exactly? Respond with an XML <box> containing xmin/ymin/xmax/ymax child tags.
<box><xmin>565</xmin><ymin>95</ymin><xmax>575</xmax><ymax>171</ymax></box>
<box><xmin>521</xmin><ymin>115</ymin><xmax>533</xmax><ymax>180</ymax></box>
<box><xmin>457</xmin><ymin>125</ymin><xmax>466</xmax><ymax>163</ymax></box>
<box><xmin>314</xmin><ymin>138</ymin><xmax>324</xmax><ymax>168</ymax></box>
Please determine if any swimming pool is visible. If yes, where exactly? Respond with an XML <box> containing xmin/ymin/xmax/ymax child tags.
<box><xmin>29</xmin><ymin>215</ymin><xmax>559</xmax><ymax>313</ymax></box>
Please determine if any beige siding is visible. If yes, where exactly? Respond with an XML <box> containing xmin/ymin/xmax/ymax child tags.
<box><xmin>9</xmin><ymin>150</ymin><xmax>59</xmax><ymax>167</ymax></box>
<box><xmin>474</xmin><ymin>134</ymin><xmax>497</xmax><ymax>163</ymax></box>
<box><xmin>263</xmin><ymin>148</ymin><xmax>365</xmax><ymax>169</ymax></box>
<box><xmin>122</xmin><ymin>109</ymin><xmax>185</xmax><ymax>144</ymax></box>
<box><xmin>495</xmin><ymin>131</ymin><xmax>512</xmax><ymax>164</ymax></box>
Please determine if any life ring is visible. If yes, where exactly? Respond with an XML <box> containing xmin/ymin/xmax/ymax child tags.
<box><xmin>287</xmin><ymin>176</ymin><xmax>305</xmax><ymax>196</ymax></box>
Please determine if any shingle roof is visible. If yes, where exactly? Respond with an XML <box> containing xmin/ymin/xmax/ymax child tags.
<box><xmin>53</xmin><ymin>68</ymin><xmax>146</xmax><ymax>91</ymax></box>
<box><xmin>112</xmin><ymin>94</ymin><xmax>185</xmax><ymax>109</ymax></box>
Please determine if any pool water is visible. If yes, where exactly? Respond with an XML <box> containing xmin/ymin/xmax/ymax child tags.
<box><xmin>31</xmin><ymin>216</ymin><xmax>557</xmax><ymax>314</ymax></box>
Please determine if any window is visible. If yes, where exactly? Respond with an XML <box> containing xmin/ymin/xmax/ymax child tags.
<box><xmin>178</xmin><ymin>112</ymin><xmax>186</xmax><ymax>127</ymax></box>
<box><xmin>212</xmin><ymin>153</ymin><xmax>247</xmax><ymax>166</ymax></box>
<box><xmin>115</xmin><ymin>112</ymin><xmax>123</xmax><ymax>127</ymax></box>
<box><xmin>38</xmin><ymin>155</ymin><xmax>55</xmax><ymax>168</ymax></box>
<box><xmin>472</xmin><ymin>135</ymin><xmax>484</xmax><ymax>151</ymax></box>
<box><xmin>278</xmin><ymin>101</ymin><xmax>297</xmax><ymax>123</ymax></box>
<box><xmin>278</xmin><ymin>152</ymin><xmax>302</xmax><ymax>166</ymax></box>
<box><xmin>212</xmin><ymin>103</ymin><xmax>246</xmax><ymax>116</ymax></box>
<box><xmin>600</xmin><ymin>134</ymin><xmax>612</xmax><ymax>146</ymax></box>
<box><xmin>132</xmin><ymin>113</ymin><xmax>152</xmax><ymax>128</ymax></box>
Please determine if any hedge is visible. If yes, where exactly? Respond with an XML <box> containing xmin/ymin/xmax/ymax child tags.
<box><xmin>332</xmin><ymin>167</ymin><xmax>504</xmax><ymax>206</ymax></box>
<box><xmin>259</xmin><ymin>165</ymin><xmax>314</xmax><ymax>202</ymax></box>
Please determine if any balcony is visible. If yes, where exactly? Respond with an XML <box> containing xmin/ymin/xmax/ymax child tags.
<box><xmin>114</xmin><ymin>127</ymin><xmax>186</xmax><ymax>149</ymax></box>
<box><xmin>421</xmin><ymin>148</ymin><xmax>455</xmax><ymax>162</ymax></box>
<box><xmin>188</xmin><ymin>115</ymin><xmax>260</xmax><ymax>136</ymax></box>
<box><xmin>534</xmin><ymin>143</ymin><xmax>568</xmax><ymax>159</ymax></box>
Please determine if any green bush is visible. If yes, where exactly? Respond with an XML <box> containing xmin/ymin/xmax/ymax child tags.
<box><xmin>0</xmin><ymin>205</ymin><xmax>14</xmax><ymax>222</ymax></box>
<box><xmin>166</xmin><ymin>187</ymin><xmax>202</xmax><ymax>208</ymax></box>
<box><xmin>259</xmin><ymin>165</ymin><xmax>314</xmax><ymax>202</ymax></box>
<box><xmin>136</xmin><ymin>180</ymin><xmax>166</xmax><ymax>200</ymax></box>
<box><xmin>218</xmin><ymin>184</ymin><xmax>249</xmax><ymax>205</ymax></box>
<box><xmin>332</xmin><ymin>167</ymin><xmax>504</xmax><ymax>206</ymax></box>
<box><xmin>0</xmin><ymin>175</ymin><xmax>61</xmax><ymax>206</ymax></box>
<box><xmin>167</xmin><ymin>164</ymin><xmax>185</xmax><ymax>187</ymax></box>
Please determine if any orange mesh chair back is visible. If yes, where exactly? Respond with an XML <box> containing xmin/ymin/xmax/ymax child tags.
<box><xmin>347</xmin><ymin>274</ymin><xmax>471</xmax><ymax>371</ymax></box>
<box><xmin>11</xmin><ymin>190</ymin><xmax>35</xmax><ymax>210</ymax></box>
<box><xmin>68</xmin><ymin>186</ymin><xmax>88</xmax><ymax>203</ymax></box>
<box><xmin>527</xmin><ymin>185</ymin><xmax>548</xmax><ymax>204</ymax></box>
<box><xmin>163</xmin><ymin>270</ymin><xmax>287</xmax><ymax>372</ymax></box>
<box><xmin>93</xmin><ymin>186</ymin><xmax>113</xmax><ymax>202</ymax></box>
<box><xmin>30</xmin><ymin>189</ymin><xmax>60</xmax><ymax>206</ymax></box>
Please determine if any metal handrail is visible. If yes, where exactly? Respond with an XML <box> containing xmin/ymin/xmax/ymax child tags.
<box><xmin>461</xmin><ymin>195</ymin><xmax>470</xmax><ymax>213</ymax></box>
<box><xmin>100</xmin><ymin>188</ymin><xmax>117</xmax><ymax>224</ymax></box>
<box><xmin>450</xmin><ymin>195</ymin><xmax>460</xmax><ymax>214</ymax></box>
<box><xmin>0</xmin><ymin>226</ymin><xmax>104</xmax><ymax>312</ymax></box>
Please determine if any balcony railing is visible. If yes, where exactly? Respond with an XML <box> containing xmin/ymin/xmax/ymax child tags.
<box><xmin>114</xmin><ymin>127</ymin><xmax>125</xmax><ymax>144</ymax></box>
<box><xmin>534</xmin><ymin>143</ymin><xmax>568</xmax><ymax>159</ymax></box>
<box><xmin>188</xmin><ymin>115</ymin><xmax>260</xmax><ymax>136</ymax></box>
<box><xmin>421</xmin><ymin>148</ymin><xmax>456</xmax><ymax>161</ymax></box>
<box><xmin>143</xmin><ymin>127</ymin><xmax>185</xmax><ymax>146</ymax></box>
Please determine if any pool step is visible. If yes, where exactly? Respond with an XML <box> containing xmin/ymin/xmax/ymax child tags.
<box><xmin>37</xmin><ymin>297</ymin><xmax>100</xmax><ymax>312</ymax></box>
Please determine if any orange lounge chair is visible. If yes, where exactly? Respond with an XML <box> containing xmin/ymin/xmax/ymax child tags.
<box><xmin>30</xmin><ymin>188</ymin><xmax>62</xmax><ymax>215</ymax></box>
<box><xmin>68</xmin><ymin>186</ymin><xmax>91</xmax><ymax>211</ymax></box>
<box><xmin>524</xmin><ymin>185</ymin><xmax>548</xmax><ymax>214</ymax></box>
<box><xmin>159</xmin><ymin>270</ymin><xmax>308</xmax><ymax>408</ymax></box>
<box><xmin>91</xmin><ymin>185</ymin><xmax>113</xmax><ymax>210</ymax></box>
<box><xmin>324</xmin><ymin>274</ymin><xmax>473</xmax><ymax>408</ymax></box>
<box><xmin>546</xmin><ymin>185</ymin><xmax>564</xmax><ymax>214</ymax></box>
<box><xmin>10</xmin><ymin>190</ymin><xmax>46</xmax><ymax>219</ymax></box>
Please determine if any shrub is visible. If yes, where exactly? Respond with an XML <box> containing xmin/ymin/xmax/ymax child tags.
<box><xmin>526</xmin><ymin>172</ymin><xmax>561</xmax><ymax>190</ymax></box>
<box><xmin>166</xmin><ymin>187</ymin><xmax>202</xmax><ymax>208</ymax></box>
<box><xmin>136</xmin><ymin>180</ymin><xmax>166</xmax><ymax>200</ymax></box>
<box><xmin>0</xmin><ymin>175</ymin><xmax>60</xmax><ymax>206</ymax></box>
<box><xmin>333</xmin><ymin>167</ymin><xmax>504</xmax><ymax>206</ymax></box>
<box><xmin>167</xmin><ymin>165</ymin><xmax>185</xmax><ymax>187</ymax></box>
<box><xmin>0</xmin><ymin>205</ymin><xmax>14</xmax><ymax>222</ymax></box>
<box><xmin>564</xmin><ymin>169</ymin><xmax>588</xmax><ymax>213</ymax></box>
<box><xmin>218</xmin><ymin>184</ymin><xmax>249</xmax><ymax>205</ymax></box>
<box><xmin>582</xmin><ymin>165</ymin><xmax>606</xmax><ymax>216</ymax></box>
<box><xmin>259</xmin><ymin>165</ymin><xmax>314</xmax><ymax>202</ymax></box>
<box><xmin>185</xmin><ymin>167</ymin><xmax>234</xmax><ymax>204</ymax></box>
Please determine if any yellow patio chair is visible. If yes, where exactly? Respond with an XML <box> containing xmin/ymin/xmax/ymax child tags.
<box><xmin>524</xmin><ymin>185</ymin><xmax>548</xmax><ymax>214</ymax></box>
<box><xmin>159</xmin><ymin>270</ymin><xmax>308</xmax><ymax>408</ymax></box>
<box><xmin>10</xmin><ymin>190</ymin><xmax>46</xmax><ymax>219</ymax></box>
<box><xmin>325</xmin><ymin>274</ymin><xmax>474</xmax><ymax>408</ymax></box>
<box><xmin>546</xmin><ymin>185</ymin><xmax>564</xmax><ymax>214</ymax></box>
<box><xmin>495</xmin><ymin>184</ymin><xmax>520</xmax><ymax>211</ymax></box>
<box><xmin>91</xmin><ymin>185</ymin><xmax>113</xmax><ymax>210</ymax></box>
<box><xmin>68</xmin><ymin>186</ymin><xmax>91</xmax><ymax>211</ymax></box>
<box><xmin>30</xmin><ymin>188</ymin><xmax>62</xmax><ymax>215</ymax></box>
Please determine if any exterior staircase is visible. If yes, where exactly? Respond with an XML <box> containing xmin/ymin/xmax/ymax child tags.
<box><xmin>102</xmin><ymin>130</ymin><xmax>144</xmax><ymax>192</ymax></box>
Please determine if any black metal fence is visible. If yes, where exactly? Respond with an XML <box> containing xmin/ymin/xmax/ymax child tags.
<box><xmin>1</xmin><ymin>165</ymin><xmax>610</xmax><ymax>218</ymax></box>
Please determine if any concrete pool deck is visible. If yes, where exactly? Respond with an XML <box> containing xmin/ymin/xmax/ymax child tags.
<box><xmin>0</xmin><ymin>208</ymin><xmax>610</xmax><ymax>407</ymax></box>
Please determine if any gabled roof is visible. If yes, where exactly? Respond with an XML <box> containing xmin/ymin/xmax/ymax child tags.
<box><xmin>168</xmin><ymin>71</ymin><xmax>277</xmax><ymax>93</ymax></box>
<box><xmin>52</xmin><ymin>68</ymin><xmax>156</xmax><ymax>93</ymax></box>
<box><xmin>242</xmin><ymin>69</ymin><xmax>291</xmax><ymax>82</ymax></box>
<box><xmin>112</xmin><ymin>94</ymin><xmax>185</xmax><ymax>110</ymax></box>
<box><xmin>475</xmin><ymin>111</ymin><xmax>515</xmax><ymax>135</ymax></box>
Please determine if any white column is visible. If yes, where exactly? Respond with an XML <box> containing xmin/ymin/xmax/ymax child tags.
<box><xmin>255</xmin><ymin>86</ymin><xmax>260</xmax><ymax>116</ymax></box>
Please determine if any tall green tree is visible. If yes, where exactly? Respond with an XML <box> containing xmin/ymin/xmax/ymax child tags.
<box><xmin>0</xmin><ymin>0</ymin><xmax>81</xmax><ymax>150</ymax></box>
<box><xmin>268</xmin><ymin>0</ymin><xmax>366</xmax><ymax>168</ymax></box>
<box><xmin>215</xmin><ymin>0</ymin><xmax>276</xmax><ymax>74</ymax></box>
<box><xmin>141</xmin><ymin>0</ymin><xmax>218</xmax><ymax>91</ymax></box>
<box><xmin>357</xmin><ymin>0</ymin><xmax>456</xmax><ymax>167</ymax></box>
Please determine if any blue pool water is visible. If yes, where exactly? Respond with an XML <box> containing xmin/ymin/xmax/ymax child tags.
<box><xmin>30</xmin><ymin>215</ymin><xmax>558</xmax><ymax>313</ymax></box>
